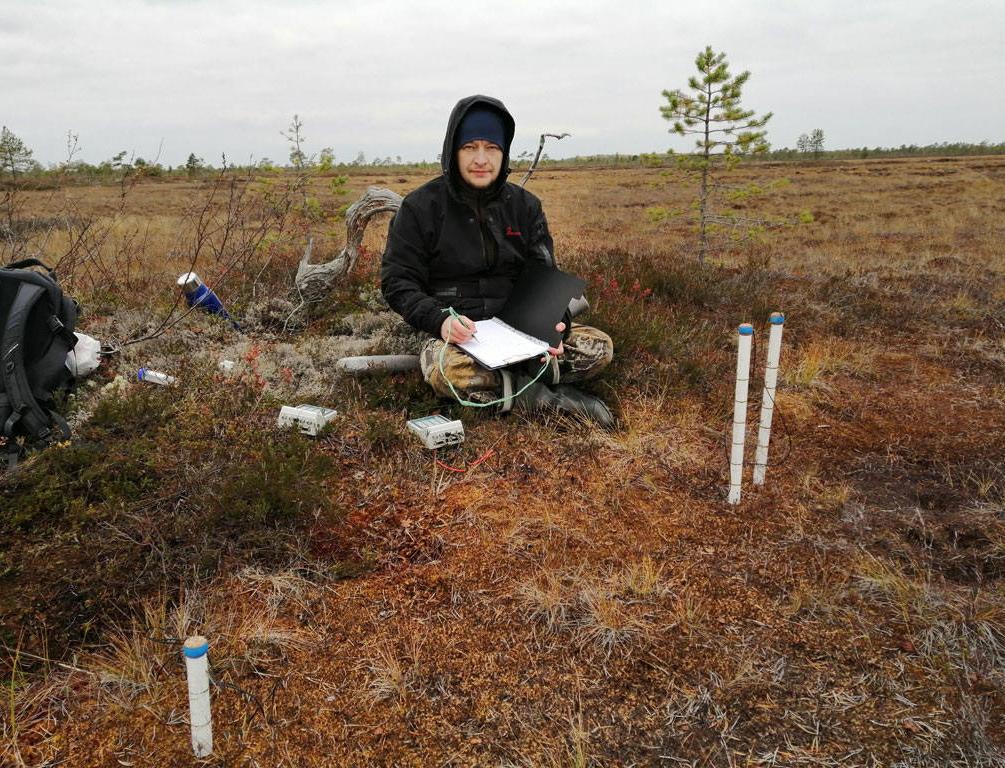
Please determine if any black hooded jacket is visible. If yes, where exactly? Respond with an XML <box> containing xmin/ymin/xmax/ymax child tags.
<box><xmin>380</xmin><ymin>95</ymin><xmax>557</xmax><ymax>337</ymax></box>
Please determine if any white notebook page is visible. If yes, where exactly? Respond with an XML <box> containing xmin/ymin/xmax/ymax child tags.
<box><xmin>456</xmin><ymin>318</ymin><xmax>549</xmax><ymax>369</ymax></box>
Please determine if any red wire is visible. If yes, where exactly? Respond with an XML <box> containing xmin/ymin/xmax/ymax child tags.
<box><xmin>435</xmin><ymin>448</ymin><xmax>496</xmax><ymax>473</ymax></box>
<box><xmin>468</xmin><ymin>449</ymin><xmax>495</xmax><ymax>469</ymax></box>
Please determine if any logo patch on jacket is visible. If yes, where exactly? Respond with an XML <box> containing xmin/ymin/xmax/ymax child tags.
<box><xmin>505</xmin><ymin>226</ymin><xmax>522</xmax><ymax>237</ymax></box>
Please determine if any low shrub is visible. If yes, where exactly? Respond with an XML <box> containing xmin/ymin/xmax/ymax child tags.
<box><xmin>0</xmin><ymin>366</ymin><xmax>345</xmax><ymax>658</ymax></box>
<box><xmin>568</xmin><ymin>246</ymin><xmax>780</xmax><ymax>392</ymax></box>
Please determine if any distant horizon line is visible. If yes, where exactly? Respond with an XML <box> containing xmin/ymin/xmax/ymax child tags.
<box><xmin>24</xmin><ymin>139</ymin><xmax>1005</xmax><ymax>171</ymax></box>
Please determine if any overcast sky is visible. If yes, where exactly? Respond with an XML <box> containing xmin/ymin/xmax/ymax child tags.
<box><xmin>3</xmin><ymin>0</ymin><xmax>1003</xmax><ymax>167</ymax></box>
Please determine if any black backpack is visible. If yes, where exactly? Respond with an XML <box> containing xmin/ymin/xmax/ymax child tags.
<box><xmin>1</xmin><ymin>259</ymin><xmax>79</xmax><ymax>468</ymax></box>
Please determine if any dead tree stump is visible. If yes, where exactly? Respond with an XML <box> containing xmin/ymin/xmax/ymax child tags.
<box><xmin>293</xmin><ymin>186</ymin><xmax>403</xmax><ymax>301</ymax></box>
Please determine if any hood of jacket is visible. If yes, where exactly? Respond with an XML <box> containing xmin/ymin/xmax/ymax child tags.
<box><xmin>440</xmin><ymin>94</ymin><xmax>516</xmax><ymax>201</ymax></box>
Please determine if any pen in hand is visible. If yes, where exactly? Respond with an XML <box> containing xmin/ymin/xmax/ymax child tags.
<box><xmin>441</xmin><ymin>313</ymin><xmax>477</xmax><ymax>343</ymax></box>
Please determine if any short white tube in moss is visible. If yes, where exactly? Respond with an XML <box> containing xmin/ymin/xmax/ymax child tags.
<box><xmin>753</xmin><ymin>313</ymin><xmax>785</xmax><ymax>486</ymax></box>
<box><xmin>184</xmin><ymin>636</ymin><xmax>213</xmax><ymax>757</ymax></box>
<box><xmin>728</xmin><ymin>324</ymin><xmax>754</xmax><ymax>505</ymax></box>
<box><xmin>335</xmin><ymin>355</ymin><xmax>420</xmax><ymax>375</ymax></box>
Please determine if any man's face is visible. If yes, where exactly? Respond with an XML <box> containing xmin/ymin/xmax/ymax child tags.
<box><xmin>456</xmin><ymin>139</ymin><xmax>503</xmax><ymax>189</ymax></box>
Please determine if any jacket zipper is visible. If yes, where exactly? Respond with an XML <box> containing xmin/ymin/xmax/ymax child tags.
<box><xmin>475</xmin><ymin>196</ymin><xmax>489</xmax><ymax>271</ymax></box>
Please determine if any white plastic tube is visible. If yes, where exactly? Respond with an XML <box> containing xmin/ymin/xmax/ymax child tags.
<box><xmin>753</xmin><ymin>313</ymin><xmax>785</xmax><ymax>486</ymax></box>
<box><xmin>137</xmin><ymin>368</ymin><xmax>177</xmax><ymax>386</ymax></box>
<box><xmin>184</xmin><ymin>636</ymin><xmax>213</xmax><ymax>758</ymax></box>
<box><xmin>335</xmin><ymin>355</ymin><xmax>421</xmax><ymax>375</ymax></box>
<box><xmin>728</xmin><ymin>324</ymin><xmax>754</xmax><ymax>505</ymax></box>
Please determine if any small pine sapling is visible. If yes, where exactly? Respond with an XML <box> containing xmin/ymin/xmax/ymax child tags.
<box><xmin>660</xmin><ymin>46</ymin><xmax>772</xmax><ymax>261</ymax></box>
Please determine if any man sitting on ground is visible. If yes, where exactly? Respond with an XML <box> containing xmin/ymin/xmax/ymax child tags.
<box><xmin>380</xmin><ymin>94</ymin><xmax>614</xmax><ymax>427</ymax></box>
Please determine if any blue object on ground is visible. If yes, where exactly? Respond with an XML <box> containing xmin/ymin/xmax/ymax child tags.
<box><xmin>177</xmin><ymin>272</ymin><xmax>240</xmax><ymax>330</ymax></box>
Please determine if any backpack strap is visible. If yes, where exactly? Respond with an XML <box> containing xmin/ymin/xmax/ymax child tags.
<box><xmin>4</xmin><ymin>440</ymin><xmax>17</xmax><ymax>470</ymax></box>
<box><xmin>0</xmin><ymin>391</ymin><xmax>10</xmax><ymax>467</ymax></box>
<box><xmin>2</xmin><ymin>282</ymin><xmax>69</xmax><ymax>450</ymax></box>
<box><xmin>4</xmin><ymin>258</ymin><xmax>55</xmax><ymax>273</ymax></box>
<box><xmin>45</xmin><ymin>311</ymin><xmax>78</xmax><ymax>349</ymax></box>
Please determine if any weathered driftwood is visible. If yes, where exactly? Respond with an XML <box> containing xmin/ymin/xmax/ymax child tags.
<box><xmin>520</xmin><ymin>132</ymin><xmax>570</xmax><ymax>186</ymax></box>
<box><xmin>294</xmin><ymin>186</ymin><xmax>403</xmax><ymax>300</ymax></box>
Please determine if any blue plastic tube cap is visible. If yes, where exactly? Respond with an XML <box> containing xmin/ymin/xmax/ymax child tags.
<box><xmin>183</xmin><ymin>636</ymin><xmax>209</xmax><ymax>659</ymax></box>
<box><xmin>769</xmin><ymin>312</ymin><xmax>785</xmax><ymax>325</ymax></box>
<box><xmin>738</xmin><ymin>323</ymin><xmax>754</xmax><ymax>336</ymax></box>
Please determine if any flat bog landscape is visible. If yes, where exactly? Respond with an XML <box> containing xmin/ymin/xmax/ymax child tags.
<box><xmin>2</xmin><ymin>156</ymin><xmax>1004</xmax><ymax>765</ymax></box>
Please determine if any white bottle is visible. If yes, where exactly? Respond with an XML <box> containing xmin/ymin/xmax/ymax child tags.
<box><xmin>137</xmin><ymin>367</ymin><xmax>177</xmax><ymax>386</ymax></box>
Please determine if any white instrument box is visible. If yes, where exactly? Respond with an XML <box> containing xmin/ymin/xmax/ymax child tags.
<box><xmin>277</xmin><ymin>404</ymin><xmax>337</xmax><ymax>436</ymax></box>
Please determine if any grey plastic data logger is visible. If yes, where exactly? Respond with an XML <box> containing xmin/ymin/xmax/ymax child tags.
<box><xmin>406</xmin><ymin>414</ymin><xmax>465</xmax><ymax>449</ymax></box>
<box><xmin>277</xmin><ymin>404</ymin><xmax>338</xmax><ymax>436</ymax></box>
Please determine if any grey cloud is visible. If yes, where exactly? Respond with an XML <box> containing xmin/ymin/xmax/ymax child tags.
<box><xmin>2</xmin><ymin>0</ymin><xmax>1002</xmax><ymax>165</ymax></box>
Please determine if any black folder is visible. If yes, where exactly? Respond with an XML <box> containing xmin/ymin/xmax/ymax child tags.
<box><xmin>497</xmin><ymin>264</ymin><xmax>587</xmax><ymax>348</ymax></box>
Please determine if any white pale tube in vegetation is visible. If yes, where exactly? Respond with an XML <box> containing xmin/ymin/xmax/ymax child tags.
<box><xmin>753</xmin><ymin>313</ymin><xmax>785</xmax><ymax>486</ymax></box>
<box><xmin>184</xmin><ymin>636</ymin><xmax>213</xmax><ymax>758</ymax></box>
<box><xmin>335</xmin><ymin>355</ymin><xmax>421</xmax><ymax>375</ymax></box>
<box><xmin>137</xmin><ymin>367</ymin><xmax>177</xmax><ymax>386</ymax></box>
<box><xmin>728</xmin><ymin>324</ymin><xmax>754</xmax><ymax>505</ymax></box>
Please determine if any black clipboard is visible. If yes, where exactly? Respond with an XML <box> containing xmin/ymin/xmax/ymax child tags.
<box><xmin>496</xmin><ymin>264</ymin><xmax>587</xmax><ymax>348</ymax></box>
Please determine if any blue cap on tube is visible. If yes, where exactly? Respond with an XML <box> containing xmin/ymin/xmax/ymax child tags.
<box><xmin>183</xmin><ymin>638</ymin><xmax>209</xmax><ymax>659</ymax></box>
<box><xmin>769</xmin><ymin>312</ymin><xmax>785</xmax><ymax>325</ymax></box>
<box><xmin>738</xmin><ymin>323</ymin><xmax>754</xmax><ymax>336</ymax></box>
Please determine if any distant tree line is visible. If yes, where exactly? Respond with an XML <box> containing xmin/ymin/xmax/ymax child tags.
<box><xmin>506</xmin><ymin>140</ymin><xmax>1005</xmax><ymax>170</ymax></box>
<box><xmin>3</xmin><ymin>122</ymin><xmax>1003</xmax><ymax>190</ymax></box>
<box><xmin>763</xmin><ymin>141</ymin><xmax>1005</xmax><ymax>161</ymax></box>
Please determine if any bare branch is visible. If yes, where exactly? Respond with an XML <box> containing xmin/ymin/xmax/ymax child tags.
<box><xmin>520</xmin><ymin>133</ymin><xmax>570</xmax><ymax>187</ymax></box>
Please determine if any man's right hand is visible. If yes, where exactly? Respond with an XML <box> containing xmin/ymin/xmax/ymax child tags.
<box><xmin>441</xmin><ymin>314</ymin><xmax>477</xmax><ymax>343</ymax></box>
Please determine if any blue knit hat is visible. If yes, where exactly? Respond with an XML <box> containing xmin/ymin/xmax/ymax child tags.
<box><xmin>455</xmin><ymin>108</ymin><xmax>506</xmax><ymax>149</ymax></box>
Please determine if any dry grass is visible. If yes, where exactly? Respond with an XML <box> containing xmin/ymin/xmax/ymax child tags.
<box><xmin>665</xmin><ymin>590</ymin><xmax>710</xmax><ymax>636</ymax></box>
<box><xmin>783</xmin><ymin>339</ymin><xmax>876</xmax><ymax>390</ymax></box>
<box><xmin>517</xmin><ymin>567</ymin><xmax>653</xmax><ymax>656</ymax></box>
<box><xmin>363</xmin><ymin>638</ymin><xmax>422</xmax><ymax>705</ymax></box>
<box><xmin>612</xmin><ymin>555</ymin><xmax>668</xmax><ymax>599</ymax></box>
<box><xmin>575</xmin><ymin>586</ymin><xmax>646</xmax><ymax>657</ymax></box>
<box><xmin>853</xmin><ymin>551</ymin><xmax>948</xmax><ymax>627</ymax></box>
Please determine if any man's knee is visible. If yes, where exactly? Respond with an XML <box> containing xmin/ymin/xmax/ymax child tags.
<box><xmin>560</xmin><ymin>324</ymin><xmax>614</xmax><ymax>381</ymax></box>
<box><xmin>420</xmin><ymin>339</ymin><xmax>500</xmax><ymax>398</ymax></box>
